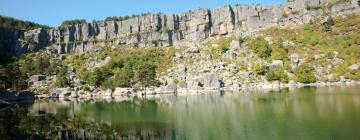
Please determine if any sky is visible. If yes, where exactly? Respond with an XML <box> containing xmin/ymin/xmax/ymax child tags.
<box><xmin>0</xmin><ymin>0</ymin><xmax>285</xmax><ymax>27</ymax></box>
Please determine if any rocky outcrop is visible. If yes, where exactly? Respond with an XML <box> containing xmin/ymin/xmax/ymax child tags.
<box><xmin>17</xmin><ymin>91</ymin><xmax>35</xmax><ymax>100</ymax></box>
<box><xmin>10</xmin><ymin>0</ymin><xmax>359</xmax><ymax>55</ymax></box>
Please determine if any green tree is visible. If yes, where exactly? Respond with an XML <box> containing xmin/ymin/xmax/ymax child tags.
<box><xmin>248</xmin><ymin>37</ymin><xmax>272</xmax><ymax>58</ymax></box>
<box><xmin>55</xmin><ymin>66</ymin><xmax>69</xmax><ymax>87</ymax></box>
<box><xmin>33</xmin><ymin>55</ymin><xmax>50</xmax><ymax>74</ymax></box>
<box><xmin>0</xmin><ymin>65</ymin><xmax>6</xmax><ymax>89</ymax></box>
<box><xmin>294</xmin><ymin>64</ymin><xmax>317</xmax><ymax>83</ymax></box>
<box><xmin>134</xmin><ymin>63</ymin><xmax>161</xmax><ymax>90</ymax></box>
<box><xmin>265</xmin><ymin>68</ymin><xmax>289</xmax><ymax>83</ymax></box>
<box><xmin>5</xmin><ymin>63</ymin><xmax>22</xmax><ymax>90</ymax></box>
<box><xmin>113</xmin><ymin>65</ymin><xmax>134</xmax><ymax>87</ymax></box>
<box><xmin>87</xmin><ymin>68</ymin><xmax>112</xmax><ymax>87</ymax></box>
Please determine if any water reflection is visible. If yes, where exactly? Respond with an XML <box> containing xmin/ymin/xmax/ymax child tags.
<box><xmin>1</xmin><ymin>86</ymin><xmax>360</xmax><ymax>139</ymax></box>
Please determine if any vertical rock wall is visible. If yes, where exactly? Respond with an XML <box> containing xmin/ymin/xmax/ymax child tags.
<box><xmin>14</xmin><ymin>0</ymin><xmax>360</xmax><ymax>54</ymax></box>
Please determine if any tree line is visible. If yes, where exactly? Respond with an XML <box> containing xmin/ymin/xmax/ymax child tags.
<box><xmin>0</xmin><ymin>52</ymin><xmax>62</xmax><ymax>90</ymax></box>
<box><xmin>0</xmin><ymin>15</ymin><xmax>50</xmax><ymax>31</ymax></box>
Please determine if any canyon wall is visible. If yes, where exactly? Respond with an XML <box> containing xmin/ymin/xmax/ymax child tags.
<box><xmin>8</xmin><ymin>0</ymin><xmax>360</xmax><ymax>54</ymax></box>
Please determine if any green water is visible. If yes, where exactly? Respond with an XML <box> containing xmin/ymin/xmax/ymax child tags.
<box><xmin>1</xmin><ymin>86</ymin><xmax>360</xmax><ymax>139</ymax></box>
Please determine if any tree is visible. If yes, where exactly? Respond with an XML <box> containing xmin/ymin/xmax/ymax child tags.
<box><xmin>55</xmin><ymin>66</ymin><xmax>69</xmax><ymax>87</ymax></box>
<box><xmin>248</xmin><ymin>37</ymin><xmax>272</xmax><ymax>58</ymax></box>
<box><xmin>265</xmin><ymin>68</ymin><xmax>289</xmax><ymax>83</ymax></box>
<box><xmin>87</xmin><ymin>68</ymin><xmax>112</xmax><ymax>87</ymax></box>
<box><xmin>0</xmin><ymin>65</ymin><xmax>6</xmax><ymax>89</ymax></box>
<box><xmin>5</xmin><ymin>63</ymin><xmax>21</xmax><ymax>90</ymax></box>
<box><xmin>134</xmin><ymin>63</ymin><xmax>161</xmax><ymax>91</ymax></box>
<box><xmin>294</xmin><ymin>64</ymin><xmax>317</xmax><ymax>83</ymax></box>
<box><xmin>33</xmin><ymin>55</ymin><xmax>50</xmax><ymax>74</ymax></box>
<box><xmin>113</xmin><ymin>65</ymin><xmax>134</xmax><ymax>87</ymax></box>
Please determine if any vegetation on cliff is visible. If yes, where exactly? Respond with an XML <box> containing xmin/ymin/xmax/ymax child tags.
<box><xmin>66</xmin><ymin>46</ymin><xmax>170</xmax><ymax>89</ymax></box>
<box><xmin>262</xmin><ymin>14</ymin><xmax>360</xmax><ymax>81</ymax></box>
<box><xmin>1</xmin><ymin>13</ymin><xmax>360</xmax><ymax>91</ymax></box>
<box><xmin>0</xmin><ymin>15</ymin><xmax>50</xmax><ymax>31</ymax></box>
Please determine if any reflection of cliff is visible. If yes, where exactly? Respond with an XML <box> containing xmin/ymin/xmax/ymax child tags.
<box><xmin>26</xmin><ymin>99</ymin><xmax>175</xmax><ymax>139</ymax></box>
<box><xmin>28</xmin><ymin>99</ymin><xmax>82</xmax><ymax>116</ymax></box>
<box><xmin>3</xmin><ymin>88</ymin><xmax>360</xmax><ymax>139</ymax></box>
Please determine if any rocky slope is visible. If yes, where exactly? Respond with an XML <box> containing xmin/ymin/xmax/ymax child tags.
<box><xmin>7</xmin><ymin>0</ymin><xmax>360</xmax><ymax>55</ymax></box>
<box><xmin>2</xmin><ymin>0</ymin><xmax>360</xmax><ymax>98</ymax></box>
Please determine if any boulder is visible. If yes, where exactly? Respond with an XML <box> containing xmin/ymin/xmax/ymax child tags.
<box><xmin>0</xmin><ymin>90</ymin><xmax>17</xmax><ymax>101</ymax></box>
<box><xmin>340</xmin><ymin>76</ymin><xmax>347</xmax><ymax>82</ymax></box>
<box><xmin>225</xmin><ymin>50</ymin><xmax>238</xmax><ymax>59</ymax></box>
<box><xmin>290</xmin><ymin>53</ymin><xmax>300</xmax><ymax>68</ymax></box>
<box><xmin>348</xmin><ymin>64</ymin><xmax>359</xmax><ymax>71</ymax></box>
<box><xmin>162</xmin><ymin>83</ymin><xmax>177</xmax><ymax>93</ymax></box>
<box><xmin>51</xmin><ymin>87</ymin><xmax>71</xmax><ymax>98</ymax></box>
<box><xmin>29</xmin><ymin>75</ymin><xmax>47</xmax><ymax>82</ymax></box>
<box><xmin>104</xmin><ymin>89</ymin><xmax>112</xmax><ymax>97</ymax></box>
<box><xmin>186</xmin><ymin>45</ymin><xmax>200</xmax><ymax>54</ymax></box>
<box><xmin>270</xmin><ymin>60</ymin><xmax>284</xmax><ymax>71</ymax></box>
<box><xmin>229</xmin><ymin>40</ymin><xmax>240</xmax><ymax>50</ymax></box>
<box><xmin>17</xmin><ymin>91</ymin><xmax>35</xmax><ymax>100</ymax></box>
<box><xmin>0</xmin><ymin>99</ymin><xmax>11</xmax><ymax>107</ymax></box>
<box><xmin>186</xmin><ymin>78</ymin><xmax>204</xmax><ymax>90</ymax></box>
<box><xmin>70</xmin><ymin>91</ymin><xmax>78</xmax><ymax>98</ymax></box>
<box><xmin>113</xmin><ymin>88</ymin><xmax>133</xmax><ymax>96</ymax></box>
<box><xmin>203</xmin><ymin>73</ymin><xmax>223</xmax><ymax>89</ymax></box>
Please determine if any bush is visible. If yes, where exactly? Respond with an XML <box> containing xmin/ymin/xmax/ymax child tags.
<box><xmin>253</xmin><ymin>64</ymin><xmax>266</xmax><ymax>75</ymax></box>
<box><xmin>294</xmin><ymin>64</ymin><xmax>316</xmax><ymax>83</ymax></box>
<box><xmin>345</xmin><ymin>70</ymin><xmax>360</xmax><ymax>80</ymax></box>
<box><xmin>265</xmin><ymin>68</ymin><xmax>289</xmax><ymax>83</ymax></box>
<box><xmin>271</xmin><ymin>44</ymin><xmax>288</xmax><ymax>61</ymax></box>
<box><xmin>248</xmin><ymin>37</ymin><xmax>272</xmax><ymax>58</ymax></box>
<box><xmin>295</xmin><ymin>24</ymin><xmax>324</xmax><ymax>46</ymax></box>
<box><xmin>216</xmin><ymin>38</ymin><xmax>232</xmax><ymax>53</ymax></box>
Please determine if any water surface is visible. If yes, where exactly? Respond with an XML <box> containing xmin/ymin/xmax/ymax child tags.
<box><xmin>1</xmin><ymin>86</ymin><xmax>360</xmax><ymax>139</ymax></box>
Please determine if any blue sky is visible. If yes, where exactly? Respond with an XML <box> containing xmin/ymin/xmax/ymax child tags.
<box><xmin>0</xmin><ymin>0</ymin><xmax>284</xmax><ymax>27</ymax></box>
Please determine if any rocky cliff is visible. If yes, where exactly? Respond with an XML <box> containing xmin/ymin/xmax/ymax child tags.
<box><xmin>5</xmin><ymin>0</ymin><xmax>357</xmax><ymax>55</ymax></box>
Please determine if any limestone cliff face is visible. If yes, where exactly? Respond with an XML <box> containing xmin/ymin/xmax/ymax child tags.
<box><xmin>12</xmin><ymin>0</ymin><xmax>360</xmax><ymax>54</ymax></box>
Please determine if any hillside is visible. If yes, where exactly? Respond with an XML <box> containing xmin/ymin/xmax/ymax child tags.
<box><xmin>0</xmin><ymin>0</ymin><xmax>360</xmax><ymax>96</ymax></box>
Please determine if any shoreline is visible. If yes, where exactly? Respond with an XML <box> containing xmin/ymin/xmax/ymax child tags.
<box><xmin>40</xmin><ymin>81</ymin><xmax>360</xmax><ymax>99</ymax></box>
<box><xmin>1</xmin><ymin>81</ymin><xmax>360</xmax><ymax>104</ymax></box>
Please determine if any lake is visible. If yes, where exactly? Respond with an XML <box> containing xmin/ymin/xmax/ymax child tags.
<box><xmin>1</xmin><ymin>86</ymin><xmax>360</xmax><ymax>140</ymax></box>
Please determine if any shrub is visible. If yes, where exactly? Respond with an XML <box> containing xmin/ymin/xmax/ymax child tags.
<box><xmin>295</xmin><ymin>24</ymin><xmax>323</xmax><ymax>46</ymax></box>
<box><xmin>271</xmin><ymin>45</ymin><xmax>288</xmax><ymax>61</ymax></box>
<box><xmin>323</xmin><ymin>16</ymin><xmax>335</xmax><ymax>32</ymax></box>
<box><xmin>294</xmin><ymin>64</ymin><xmax>316</xmax><ymax>83</ymax></box>
<box><xmin>265</xmin><ymin>68</ymin><xmax>289</xmax><ymax>83</ymax></box>
<box><xmin>248</xmin><ymin>37</ymin><xmax>272</xmax><ymax>58</ymax></box>
<box><xmin>253</xmin><ymin>64</ymin><xmax>266</xmax><ymax>75</ymax></box>
<box><xmin>218</xmin><ymin>38</ymin><xmax>231</xmax><ymax>53</ymax></box>
<box><xmin>345</xmin><ymin>70</ymin><xmax>360</xmax><ymax>80</ymax></box>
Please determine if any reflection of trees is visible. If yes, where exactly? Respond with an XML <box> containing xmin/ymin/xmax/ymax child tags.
<box><xmin>0</xmin><ymin>108</ymin><xmax>28</xmax><ymax>139</ymax></box>
<box><xmin>2</xmin><ymin>87</ymin><xmax>360</xmax><ymax>139</ymax></box>
<box><xmin>1</xmin><ymin>99</ymin><xmax>175</xmax><ymax>139</ymax></box>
